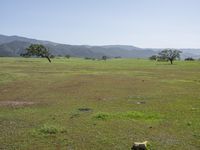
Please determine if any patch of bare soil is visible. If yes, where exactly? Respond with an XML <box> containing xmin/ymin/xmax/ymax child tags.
<box><xmin>0</xmin><ymin>101</ymin><xmax>35</xmax><ymax>107</ymax></box>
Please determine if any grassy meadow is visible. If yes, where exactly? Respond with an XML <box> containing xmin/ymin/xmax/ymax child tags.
<box><xmin>0</xmin><ymin>57</ymin><xmax>200</xmax><ymax>149</ymax></box>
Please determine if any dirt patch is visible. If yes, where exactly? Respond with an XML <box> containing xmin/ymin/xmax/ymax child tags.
<box><xmin>0</xmin><ymin>101</ymin><xmax>35</xmax><ymax>107</ymax></box>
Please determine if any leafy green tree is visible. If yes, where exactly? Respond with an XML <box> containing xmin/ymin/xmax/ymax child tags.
<box><xmin>158</xmin><ymin>49</ymin><xmax>182</xmax><ymax>64</ymax></box>
<box><xmin>23</xmin><ymin>44</ymin><xmax>51</xmax><ymax>63</ymax></box>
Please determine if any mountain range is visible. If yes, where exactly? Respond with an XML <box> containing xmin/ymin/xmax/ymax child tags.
<box><xmin>0</xmin><ymin>34</ymin><xmax>200</xmax><ymax>59</ymax></box>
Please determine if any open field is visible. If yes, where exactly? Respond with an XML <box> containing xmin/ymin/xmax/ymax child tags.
<box><xmin>0</xmin><ymin>57</ymin><xmax>200</xmax><ymax>149</ymax></box>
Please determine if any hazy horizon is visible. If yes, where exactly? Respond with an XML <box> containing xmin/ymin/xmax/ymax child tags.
<box><xmin>1</xmin><ymin>0</ymin><xmax>200</xmax><ymax>48</ymax></box>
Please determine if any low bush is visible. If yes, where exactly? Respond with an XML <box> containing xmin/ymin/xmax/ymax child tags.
<box><xmin>185</xmin><ymin>57</ymin><xmax>195</xmax><ymax>61</ymax></box>
<box><xmin>37</xmin><ymin>124</ymin><xmax>66</xmax><ymax>135</ymax></box>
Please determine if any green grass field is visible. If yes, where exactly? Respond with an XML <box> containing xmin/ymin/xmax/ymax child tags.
<box><xmin>0</xmin><ymin>57</ymin><xmax>200</xmax><ymax>149</ymax></box>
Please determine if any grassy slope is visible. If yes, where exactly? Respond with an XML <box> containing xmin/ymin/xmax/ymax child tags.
<box><xmin>0</xmin><ymin>57</ymin><xmax>200</xmax><ymax>150</ymax></box>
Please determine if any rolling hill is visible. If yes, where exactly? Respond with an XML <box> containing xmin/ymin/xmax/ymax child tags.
<box><xmin>0</xmin><ymin>34</ymin><xmax>156</xmax><ymax>58</ymax></box>
<box><xmin>0</xmin><ymin>34</ymin><xmax>200</xmax><ymax>59</ymax></box>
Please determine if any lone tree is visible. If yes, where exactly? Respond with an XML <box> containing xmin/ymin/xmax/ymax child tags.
<box><xmin>22</xmin><ymin>44</ymin><xmax>51</xmax><ymax>63</ymax></box>
<box><xmin>158</xmin><ymin>49</ymin><xmax>182</xmax><ymax>64</ymax></box>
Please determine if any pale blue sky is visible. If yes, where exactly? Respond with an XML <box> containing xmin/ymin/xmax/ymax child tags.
<box><xmin>1</xmin><ymin>0</ymin><xmax>200</xmax><ymax>48</ymax></box>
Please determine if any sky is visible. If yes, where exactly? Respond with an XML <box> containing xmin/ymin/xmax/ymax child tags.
<box><xmin>0</xmin><ymin>0</ymin><xmax>200</xmax><ymax>48</ymax></box>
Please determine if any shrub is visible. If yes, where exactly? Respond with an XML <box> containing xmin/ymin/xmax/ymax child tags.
<box><xmin>50</xmin><ymin>55</ymin><xmax>55</xmax><ymax>58</ymax></box>
<box><xmin>149</xmin><ymin>55</ymin><xmax>157</xmax><ymax>60</ymax></box>
<box><xmin>114</xmin><ymin>56</ymin><xmax>122</xmax><ymax>59</ymax></box>
<box><xmin>38</xmin><ymin>124</ymin><xmax>66</xmax><ymax>135</ymax></box>
<box><xmin>85</xmin><ymin>57</ymin><xmax>93</xmax><ymax>60</ymax></box>
<box><xmin>93</xmin><ymin>112</ymin><xmax>110</xmax><ymax>120</ymax></box>
<box><xmin>185</xmin><ymin>57</ymin><xmax>195</xmax><ymax>61</ymax></box>
<box><xmin>156</xmin><ymin>56</ymin><xmax>168</xmax><ymax>62</ymax></box>
<box><xmin>65</xmin><ymin>54</ymin><xmax>70</xmax><ymax>59</ymax></box>
<box><xmin>102</xmin><ymin>55</ymin><xmax>108</xmax><ymax>60</ymax></box>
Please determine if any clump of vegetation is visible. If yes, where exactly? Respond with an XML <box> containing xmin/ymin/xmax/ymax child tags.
<box><xmin>149</xmin><ymin>55</ymin><xmax>157</xmax><ymax>60</ymax></box>
<box><xmin>102</xmin><ymin>55</ymin><xmax>108</xmax><ymax>61</ymax></box>
<box><xmin>114</xmin><ymin>56</ymin><xmax>122</xmax><ymax>59</ymax></box>
<box><xmin>37</xmin><ymin>124</ymin><xmax>66</xmax><ymax>135</ymax></box>
<box><xmin>84</xmin><ymin>57</ymin><xmax>96</xmax><ymax>60</ymax></box>
<box><xmin>94</xmin><ymin>112</ymin><xmax>110</xmax><ymax>120</ymax></box>
<box><xmin>185</xmin><ymin>57</ymin><xmax>195</xmax><ymax>61</ymax></box>
<box><xmin>146</xmin><ymin>142</ymin><xmax>153</xmax><ymax>150</ymax></box>
<box><xmin>65</xmin><ymin>54</ymin><xmax>71</xmax><ymax>59</ymax></box>
<box><xmin>50</xmin><ymin>55</ymin><xmax>55</xmax><ymax>58</ymax></box>
<box><xmin>156</xmin><ymin>57</ymin><xmax>169</xmax><ymax>62</ymax></box>
<box><xmin>93</xmin><ymin>111</ymin><xmax>162</xmax><ymax>121</ymax></box>
<box><xmin>85</xmin><ymin>57</ymin><xmax>92</xmax><ymax>60</ymax></box>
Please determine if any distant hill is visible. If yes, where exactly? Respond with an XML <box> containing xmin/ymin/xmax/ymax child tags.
<box><xmin>0</xmin><ymin>34</ymin><xmax>157</xmax><ymax>58</ymax></box>
<box><xmin>0</xmin><ymin>34</ymin><xmax>57</xmax><ymax>45</ymax></box>
<box><xmin>0</xmin><ymin>34</ymin><xmax>200</xmax><ymax>59</ymax></box>
<box><xmin>0</xmin><ymin>41</ymin><xmax>31</xmax><ymax>56</ymax></box>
